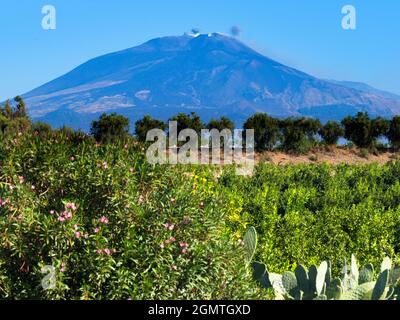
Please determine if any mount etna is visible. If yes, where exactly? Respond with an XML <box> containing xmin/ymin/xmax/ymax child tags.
<box><xmin>19</xmin><ymin>32</ymin><xmax>400</xmax><ymax>131</ymax></box>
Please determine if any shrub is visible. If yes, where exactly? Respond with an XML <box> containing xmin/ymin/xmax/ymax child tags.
<box><xmin>0</xmin><ymin>135</ymin><xmax>257</xmax><ymax>299</ymax></box>
<box><xmin>342</xmin><ymin>113</ymin><xmax>389</xmax><ymax>149</ymax></box>
<box><xmin>169</xmin><ymin>112</ymin><xmax>205</xmax><ymax>134</ymax></box>
<box><xmin>207</xmin><ymin>117</ymin><xmax>235</xmax><ymax>132</ymax></box>
<box><xmin>135</xmin><ymin>115</ymin><xmax>167</xmax><ymax>142</ymax></box>
<box><xmin>319</xmin><ymin>121</ymin><xmax>344</xmax><ymax>145</ymax></box>
<box><xmin>388</xmin><ymin>116</ymin><xmax>400</xmax><ymax>151</ymax></box>
<box><xmin>279</xmin><ymin>117</ymin><xmax>321</xmax><ymax>154</ymax></box>
<box><xmin>243</xmin><ymin>113</ymin><xmax>279</xmax><ymax>152</ymax></box>
<box><xmin>90</xmin><ymin>113</ymin><xmax>130</xmax><ymax>143</ymax></box>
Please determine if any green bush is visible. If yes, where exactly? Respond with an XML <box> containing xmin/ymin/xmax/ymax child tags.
<box><xmin>219</xmin><ymin>163</ymin><xmax>400</xmax><ymax>275</ymax></box>
<box><xmin>319</xmin><ymin>121</ymin><xmax>344</xmax><ymax>146</ymax></box>
<box><xmin>135</xmin><ymin>115</ymin><xmax>167</xmax><ymax>142</ymax></box>
<box><xmin>243</xmin><ymin>113</ymin><xmax>279</xmax><ymax>152</ymax></box>
<box><xmin>90</xmin><ymin>113</ymin><xmax>130</xmax><ymax>143</ymax></box>
<box><xmin>0</xmin><ymin>134</ymin><xmax>256</xmax><ymax>300</ymax></box>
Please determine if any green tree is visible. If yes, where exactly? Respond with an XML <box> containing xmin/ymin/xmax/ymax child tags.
<box><xmin>279</xmin><ymin>117</ymin><xmax>321</xmax><ymax>154</ymax></box>
<box><xmin>207</xmin><ymin>117</ymin><xmax>235</xmax><ymax>132</ymax></box>
<box><xmin>388</xmin><ymin>116</ymin><xmax>400</xmax><ymax>150</ymax></box>
<box><xmin>2</xmin><ymin>100</ymin><xmax>13</xmax><ymax>119</ymax></box>
<box><xmin>319</xmin><ymin>121</ymin><xmax>344</xmax><ymax>145</ymax></box>
<box><xmin>243</xmin><ymin>113</ymin><xmax>279</xmax><ymax>152</ymax></box>
<box><xmin>135</xmin><ymin>115</ymin><xmax>167</xmax><ymax>142</ymax></box>
<box><xmin>169</xmin><ymin>112</ymin><xmax>205</xmax><ymax>134</ymax></box>
<box><xmin>91</xmin><ymin>113</ymin><xmax>130</xmax><ymax>143</ymax></box>
<box><xmin>342</xmin><ymin>112</ymin><xmax>388</xmax><ymax>149</ymax></box>
<box><xmin>13</xmin><ymin>96</ymin><xmax>27</xmax><ymax>118</ymax></box>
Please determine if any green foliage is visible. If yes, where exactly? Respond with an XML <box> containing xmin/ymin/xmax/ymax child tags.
<box><xmin>169</xmin><ymin>112</ymin><xmax>205</xmax><ymax>134</ymax></box>
<box><xmin>0</xmin><ymin>134</ymin><xmax>257</xmax><ymax>300</ymax></box>
<box><xmin>243</xmin><ymin>113</ymin><xmax>279</xmax><ymax>152</ymax></box>
<box><xmin>135</xmin><ymin>115</ymin><xmax>167</xmax><ymax>142</ymax></box>
<box><xmin>319</xmin><ymin>121</ymin><xmax>344</xmax><ymax>145</ymax></box>
<box><xmin>250</xmin><ymin>244</ymin><xmax>400</xmax><ymax>300</ymax></box>
<box><xmin>0</xmin><ymin>97</ymin><xmax>31</xmax><ymax>135</ymax></box>
<box><xmin>278</xmin><ymin>117</ymin><xmax>321</xmax><ymax>154</ymax></box>
<box><xmin>90</xmin><ymin>113</ymin><xmax>130</xmax><ymax>143</ymax></box>
<box><xmin>220</xmin><ymin>163</ymin><xmax>400</xmax><ymax>275</ymax></box>
<box><xmin>207</xmin><ymin>117</ymin><xmax>235</xmax><ymax>132</ymax></box>
<box><xmin>388</xmin><ymin>116</ymin><xmax>400</xmax><ymax>151</ymax></box>
<box><xmin>342</xmin><ymin>112</ymin><xmax>389</xmax><ymax>149</ymax></box>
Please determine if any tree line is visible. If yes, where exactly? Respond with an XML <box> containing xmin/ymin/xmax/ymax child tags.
<box><xmin>2</xmin><ymin>97</ymin><xmax>400</xmax><ymax>154</ymax></box>
<box><xmin>133</xmin><ymin>111</ymin><xmax>400</xmax><ymax>154</ymax></box>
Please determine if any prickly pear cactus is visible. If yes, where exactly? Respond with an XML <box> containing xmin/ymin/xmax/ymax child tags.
<box><xmin>359</xmin><ymin>264</ymin><xmax>374</xmax><ymax>284</ymax></box>
<box><xmin>340</xmin><ymin>282</ymin><xmax>375</xmax><ymax>300</ymax></box>
<box><xmin>245</xmin><ymin>227</ymin><xmax>400</xmax><ymax>301</ymax></box>
<box><xmin>243</xmin><ymin>227</ymin><xmax>257</xmax><ymax>265</ymax></box>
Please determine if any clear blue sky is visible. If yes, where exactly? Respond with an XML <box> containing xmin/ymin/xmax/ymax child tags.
<box><xmin>1</xmin><ymin>0</ymin><xmax>399</xmax><ymax>101</ymax></box>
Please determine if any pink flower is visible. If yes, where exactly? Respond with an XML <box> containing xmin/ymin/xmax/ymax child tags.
<box><xmin>199</xmin><ymin>201</ymin><xmax>205</xmax><ymax>209</ymax></box>
<box><xmin>66</xmin><ymin>203</ymin><xmax>77</xmax><ymax>211</ymax></box>
<box><xmin>129</xmin><ymin>168</ymin><xmax>135</xmax><ymax>173</ymax></box>
<box><xmin>69</xmin><ymin>156</ymin><xmax>75</xmax><ymax>161</ymax></box>
<box><xmin>73</xmin><ymin>224</ymin><xmax>79</xmax><ymax>230</ymax></box>
<box><xmin>96</xmin><ymin>249</ymin><xmax>103</xmax><ymax>254</ymax></box>
<box><xmin>172</xmin><ymin>265</ymin><xmax>178</xmax><ymax>271</ymax></box>
<box><xmin>170</xmin><ymin>237</ymin><xmax>176</xmax><ymax>242</ymax></box>
<box><xmin>168</xmin><ymin>224</ymin><xmax>175</xmax><ymax>231</ymax></box>
<box><xmin>104</xmin><ymin>248</ymin><xmax>111</xmax><ymax>255</ymax></box>
<box><xmin>238</xmin><ymin>239</ymin><xmax>245</xmax><ymax>246</ymax></box>
<box><xmin>179</xmin><ymin>242</ymin><xmax>189</xmax><ymax>248</ymax></box>
<box><xmin>160</xmin><ymin>243</ymin><xmax>165</xmax><ymax>249</ymax></box>
<box><xmin>18</xmin><ymin>176</ymin><xmax>24</xmax><ymax>184</ymax></box>
<box><xmin>181</xmin><ymin>249</ymin><xmax>188</xmax><ymax>254</ymax></box>
<box><xmin>65</xmin><ymin>212</ymin><xmax>72</xmax><ymax>219</ymax></box>
<box><xmin>124</xmin><ymin>144</ymin><xmax>128</xmax><ymax>149</ymax></box>
<box><xmin>94</xmin><ymin>227</ymin><xmax>100</xmax><ymax>234</ymax></box>
<box><xmin>58</xmin><ymin>216</ymin><xmax>66</xmax><ymax>222</ymax></box>
<box><xmin>49</xmin><ymin>210</ymin><xmax>55</xmax><ymax>215</ymax></box>
<box><xmin>31</xmin><ymin>185</ymin><xmax>36</xmax><ymax>190</ymax></box>
<box><xmin>165</xmin><ymin>239</ymin><xmax>171</xmax><ymax>245</ymax></box>
<box><xmin>164</xmin><ymin>223</ymin><xmax>170</xmax><ymax>229</ymax></box>
<box><xmin>103</xmin><ymin>162</ymin><xmax>108</xmax><ymax>169</ymax></box>
<box><xmin>75</xmin><ymin>232</ymin><xmax>81</xmax><ymax>238</ymax></box>
<box><xmin>84</xmin><ymin>233</ymin><xmax>89</xmax><ymax>239</ymax></box>
<box><xmin>99</xmin><ymin>216</ymin><xmax>109</xmax><ymax>224</ymax></box>
<box><xmin>171</xmin><ymin>198</ymin><xmax>176</xmax><ymax>204</ymax></box>
<box><xmin>60</xmin><ymin>262</ymin><xmax>66</xmax><ymax>272</ymax></box>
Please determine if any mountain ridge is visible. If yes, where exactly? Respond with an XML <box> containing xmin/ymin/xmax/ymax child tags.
<box><xmin>19</xmin><ymin>32</ymin><xmax>400</xmax><ymax>130</ymax></box>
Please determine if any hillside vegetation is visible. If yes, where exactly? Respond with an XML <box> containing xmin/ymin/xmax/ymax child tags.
<box><xmin>1</xmin><ymin>98</ymin><xmax>400</xmax><ymax>299</ymax></box>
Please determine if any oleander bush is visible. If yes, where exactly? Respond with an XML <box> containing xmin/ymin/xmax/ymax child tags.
<box><xmin>0</xmin><ymin>132</ymin><xmax>257</xmax><ymax>299</ymax></box>
<box><xmin>1</xmin><ymin>126</ymin><xmax>400</xmax><ymax>299</ymax></box>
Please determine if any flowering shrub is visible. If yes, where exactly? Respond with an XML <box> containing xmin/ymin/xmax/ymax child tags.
<box><xmin>0</xmin><ymin>133</ymin><xmax>256</xmax><ymax>299</ymax></box>
<box><xmin>2</xmin><ymin>131</ymin><xmax>400</xmax><ymax>300</ymax></box>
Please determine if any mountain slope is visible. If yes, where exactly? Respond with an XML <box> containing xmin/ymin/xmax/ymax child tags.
<box><xmin>22</xmin><ymin>33</ymin><xmax>400</xmax><ymax>130</ymax></box>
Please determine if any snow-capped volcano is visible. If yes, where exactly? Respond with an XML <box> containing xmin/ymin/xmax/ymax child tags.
<box><xmin>21</xmin><ymin>33</ymin><xmax>400</xmax><ymax>130</ymax></box>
